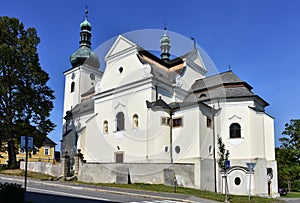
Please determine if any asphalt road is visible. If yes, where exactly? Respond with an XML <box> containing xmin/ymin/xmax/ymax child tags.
<box><xmin>0</xmin><ymin>175</ymin><xmax>218</xmax><ymax>203</ymax></box>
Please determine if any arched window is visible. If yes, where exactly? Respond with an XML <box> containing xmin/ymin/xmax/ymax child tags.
<box><xmin>230</xmin><ymin>123</ymin><xmax>241</xmax><ymax>138</ymax></box>
<box><xmin>133</xmin><ymin>114</ymin><xmax>139</xmax><ymax>128</ymax></box>
<box><xmin>71</xmin><ymin>81</ymin><xmax>75</xmax><ymax>93</ymax></box>
<box><xmin>103</xmin><ymin>120</ymin><xmax>108</xmax><ymax>133</ymax></box>
<box><xmin>116</xmin><ymin>112</ymin><xmax>125</xmax><ymax>131</ymax></box>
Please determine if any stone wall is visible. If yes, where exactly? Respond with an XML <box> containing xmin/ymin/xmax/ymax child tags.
<box><xmin>20</xmin><ymin>161</ymin><xmax>62</xmax><ymax>177</ymax></box>
<box><xmin>78</xmin><ymin>162</ymin><xmax>195</xmax><ymax>188</ymax></box>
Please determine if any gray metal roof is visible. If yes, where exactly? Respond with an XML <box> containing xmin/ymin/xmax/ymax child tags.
<box><xmin>186</xmin><ymin>70</ymin><xmax>268</xmax><ymax>106</ymax></box>
<box><xmin>72</xmin><ymin>97</ymin><xmax>94</xmax><ymax>117</ymax></box>
<box><xmin>191</xmin><ymin>70</ymin><xmax>252</xmax><ymax>91</ymax></box>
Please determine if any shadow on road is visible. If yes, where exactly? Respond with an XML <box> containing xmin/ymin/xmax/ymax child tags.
<box><xmin>26</xmin><ymin>191</ymin><xmax>120</xmax><ymax>203</ymax></box>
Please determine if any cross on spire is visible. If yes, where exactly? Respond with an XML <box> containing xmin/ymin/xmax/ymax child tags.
<box><xmin>85</xmin><ymin>5</ymin><xmax>88</xmax><ymax>19</ymax></box>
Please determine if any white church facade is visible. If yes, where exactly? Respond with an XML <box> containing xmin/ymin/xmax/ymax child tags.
<box><xmin>61</xmin><ymin>10</ymin><xmax>278</xmax><ymax>197</ymax></box>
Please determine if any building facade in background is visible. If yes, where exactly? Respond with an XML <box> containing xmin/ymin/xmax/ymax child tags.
<box><xmin>0</xmin><ymin>137</ymin><xmax>57</xmax><ymax>165</ymax></box>
<box><xmin>61</xmin><ymin>10</ymin><xmax>278</xmax><ymax>197</ymax></box>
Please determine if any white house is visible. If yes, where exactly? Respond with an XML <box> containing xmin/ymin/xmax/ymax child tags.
<box><xmin>61</xmin><ymin>10</ymin><xmax>278</xmax><ymax>197</ymax></box>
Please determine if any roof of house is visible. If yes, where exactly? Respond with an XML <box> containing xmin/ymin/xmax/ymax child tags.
<box><xmin>43</xmin><ymin>137</ymin><xmax>57</xmax><ymax>146</ymax></box>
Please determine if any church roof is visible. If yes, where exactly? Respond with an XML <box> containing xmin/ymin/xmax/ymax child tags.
<box><xmin>185</xmin><ymin>70</ymin><xmax>269</xmax><ymax>106</ymax></box>
<box><xmin>71</xmin><ymin>97</ymin><xmax>94</xmax><ymax>117</ymax></box>
<box><xmin>191</xmin><ymin>70</ymin><xmax>252</xmax><ymax>91</ymax></box>
<box><xmin>137</xmin><ymin>50</ymin><xmax>185</xmax><ymax>71</ymax></box>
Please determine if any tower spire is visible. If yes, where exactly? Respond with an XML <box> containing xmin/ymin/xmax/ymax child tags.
<box><xmin>70</xmin><ymin>6</ymin><xmax>100</xmax><ymax>69</ymax></box>
<box><xmin>160</xmin><ymin>23</ymin><xmax>171</xmax><ymax>62</ymax></box>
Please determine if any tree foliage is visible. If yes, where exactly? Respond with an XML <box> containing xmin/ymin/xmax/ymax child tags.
<box><xmin>0</xmin><ymin>16</ymin><xmax>55</xmax><ymax>168</ymax></box>
<box><xmin>276</xmin><ymin>119</ymin><xmax>300</xmax><ymax>191</ymax></box>
<box><xmin>217</xmin><ymin>136</ymin><xmax>230</xmax><ymax>171</ymax></box>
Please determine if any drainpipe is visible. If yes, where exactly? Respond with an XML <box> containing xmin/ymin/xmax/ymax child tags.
<box><xmin>212</xmin><ymin>106</ymin><xmax>217</xmax><ymax>193</ymax></box>
<box><xmin>170</xmin><ymin>112</ymin><xmax>173</xmax><ymax>163</ymax></box>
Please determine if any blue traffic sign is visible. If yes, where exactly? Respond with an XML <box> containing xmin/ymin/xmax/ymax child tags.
<box><xmin>225</xmin><ymin>160</ymin><xmax>230</xmax><ymax>169</ymax></box>
<box><xmin>20</xmin><ymin>136</ymin><xmax>34</xmax><ymax>150</ymax></box>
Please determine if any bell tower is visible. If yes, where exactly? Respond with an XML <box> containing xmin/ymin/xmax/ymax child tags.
<box><xmin>63</xmin><ymin>7</ymin><xmax>102</xmax><ymax>116</ymax></box>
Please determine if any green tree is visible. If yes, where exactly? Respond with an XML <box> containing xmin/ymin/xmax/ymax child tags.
<box><xmin>276</xmin><ymin>119</ymin><xmax>300</xmax><ymax>191</ymax></box>
<box><xmin>217</xmin><ymin>136</ymin><xmax>230</xmax><ymax>171</ymax></box>
<box><xmin>0</xmin><ymin>16</ymin><xmax>55</xmax><ymax>168</ymax></box>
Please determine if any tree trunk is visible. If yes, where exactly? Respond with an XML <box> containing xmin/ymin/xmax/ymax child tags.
<box><xmin>7</xmin><ymin>139</ymin><xmax>17</xmax><ymax>168</ymax></box>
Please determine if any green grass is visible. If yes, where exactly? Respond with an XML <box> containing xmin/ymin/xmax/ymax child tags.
<box><xmin>75</xmin><ymin>181</ymin><xmax>281</xmax><ymax>203</ymax></box>
<box><xmin>0</xmin><ymin>169</ymin><xmax>54</xmax><ymax>180</ymax></box>
<box><xmin>0</xmin><ymin>169</ymin><xmax>282</xmax><ymax>202</ymax></box>
<box><xmin>285</xmin><ymin>191</ymin><xmax>300</xmax><ymax>198</ymax></box>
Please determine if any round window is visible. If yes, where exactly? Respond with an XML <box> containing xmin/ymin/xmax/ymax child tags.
<box><xmin>234</xmin><ymin>177</ymin><xmax>241</xmax><ymax>186</ymax></box>
<box><xmin>164</xmin><ymin>146</ymin><xmax>169</xmax><ymax>153</ymax></box>
<box><xmin>175</xmin><ymin>146</ymin><xmax>181</xmax><ymax>154</ymax></box>
<box><xmin>119</xmin><ymin>67</ymin><xmax>123</xmax><ymax>73</ymax></box>
<box><xmin>90</xmin><ymin>73</ymin><xmax>95</xmax><ymax>80</ymax></box>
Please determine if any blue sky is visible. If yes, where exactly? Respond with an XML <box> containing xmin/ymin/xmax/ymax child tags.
<box><xmin>1</xmin><ymin>0</ymin><xmax>299</xmax><ymax>149</ymax></box>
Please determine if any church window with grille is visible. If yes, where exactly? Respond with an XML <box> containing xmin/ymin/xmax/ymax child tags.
<box><xmin>230</xmin><ymin>123</ymin><xmax>241</xmax><ymax>138</ymax></box>
<box><xmin>116</xmin><ymin>112</ymin><xmax>125</xmax><ymax>131</ymax></box>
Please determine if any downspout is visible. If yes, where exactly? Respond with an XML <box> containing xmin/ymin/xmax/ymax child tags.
<box><xmin>212</xmin><ymin>106</ymin><xmax>217</xmax><ymax>193</ymax></box>
<box><xmin>170</xmin><ymin>111</ymin><xmax>173</xmax><ymax>163</ymax></box>
<box><xmin>146</xmin><ymin>108</ymin><xmax>149</xmax><ymax>162</ymax></box>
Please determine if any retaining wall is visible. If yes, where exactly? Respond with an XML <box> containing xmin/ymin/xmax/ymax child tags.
<box><xmin>20</xmin><ymin>161</ymin><xmax>62</xmax><ymax>177</ymax></box>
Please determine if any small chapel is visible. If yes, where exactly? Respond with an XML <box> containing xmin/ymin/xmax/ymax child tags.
<box><xmin>61</xmin><ymin>9</ymin><xmax>279</xmax><ymax>197</ymax></box>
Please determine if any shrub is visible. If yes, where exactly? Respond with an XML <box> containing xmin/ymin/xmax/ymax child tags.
<box><xmin>0</xmin><ymin>182</ymin><xmax>24</xmax><ymax>203</ymax></box>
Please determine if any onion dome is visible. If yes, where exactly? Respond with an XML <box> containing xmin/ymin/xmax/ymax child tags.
<box><xmin>70</xmin><ymin>7</ymin><xmax>100</xmax><ymax>69</ymax></box>
<box><xmin>160</xmin><ymin>25</ymin><xmax>171</xmax><ymax>62</ymax></box>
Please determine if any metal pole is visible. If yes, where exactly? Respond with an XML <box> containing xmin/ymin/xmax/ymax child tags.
<box><xmin>225</xmin><ymin>169</ymin><xmax>228</xmax><ymax>202</ymax></box>
<box><xmin>249</xmin><ymin>173</ymin><xmax>252</xmax><ymax>201</ymax></box>
<box><xmin>24</xmin><ymin>136</ymin><xmax>28</xmax><ymax>203</ymax></box>
<box><xmin>212</xmin><ymin>107</ymin><xmax>217</xmax><ymax>193</ymax></box>
<box><xmin>169</xmin><ymin>113</ymin><xmax>173</xmax><ymax>163</ymax></box>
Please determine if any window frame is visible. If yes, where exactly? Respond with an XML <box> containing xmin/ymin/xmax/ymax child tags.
<box><xmin>116</xmin><ymin>112</ymin><xmax>125</xmax><ymax>131</ymax></box>
<box><xmin>172</xmin><ymin>117</ymin><xmax>183</xmax><ymax>128</ymax></box>
<box><xmin>229</xmin><ymin>123</ymin><xmax>241</xmax><ymax>139</ymax></box>
<box><xmin>44</xmin><ymin>146</ymin><xmax>50</xmax><ymax>156</ymax></box>
<box><xmin>132</xmin><ymin>114</ymin><xmax>139</xmax><ymax>128</ymax></box>
<box><xmin>103</xmin><ymin>120</ymin><xmax>108</xmax><ymax>133</ymax></box>
<box><xmin>70</xmin><ymin>81</ymin><xmax>75</xmax><ymax>93</ymax></box>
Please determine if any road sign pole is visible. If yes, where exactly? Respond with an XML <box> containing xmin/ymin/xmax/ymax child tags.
<box><xmin>24</xmin><ymin>136</ymin><xmax>28</xmax><ymax>203</ymax></box>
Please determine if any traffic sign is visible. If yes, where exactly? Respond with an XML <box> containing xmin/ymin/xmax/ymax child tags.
<box><xmin>225</xmin><ymin>160</ymin><xmax>230</xmax><ymax>169</ymax></box>
<box><xmin>20</xmin><ymin>136</ymin><xmax>34</xmax><ymax>150</ymax></box>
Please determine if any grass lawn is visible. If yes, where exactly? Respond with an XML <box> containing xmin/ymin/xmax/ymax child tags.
<box><xmin>76</xmin><ymin>181</ymin><xmax>282</xmax><ymax>203</ymax></box>
<box><xmin>0</xmin><ymin>168</ymin><xmax>54</xmax><ymax>180</ymax></box>
<box><xmin>0</xmin><ymin>169</ymin><xmax>283</xmax><ymax>203</ymax></box>
<box><xmin>285</xmin><ymin>191</ymin><xmax>300</xmax><ymax>198</ymax></box>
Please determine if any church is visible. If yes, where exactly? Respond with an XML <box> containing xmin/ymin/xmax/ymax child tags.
<box><xmin>61</xmin><ymin>10</ymin><xmax>278</xmax><ymax>197</ymax></box>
